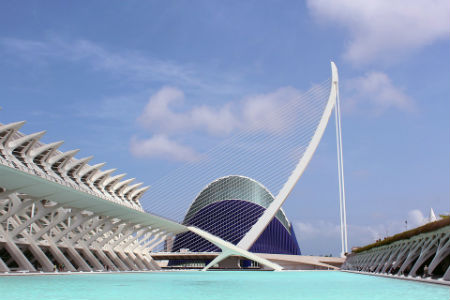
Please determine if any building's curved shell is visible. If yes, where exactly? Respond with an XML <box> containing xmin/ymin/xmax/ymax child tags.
<box><xmin>184</xmin><ymin>175</ymin><xmax>290</xmax><ymax>230</ymax></box>
<box><xmin>173</xmin><ymin>175</ymin><xmax>301</xmax><ymax>255</ymax></box>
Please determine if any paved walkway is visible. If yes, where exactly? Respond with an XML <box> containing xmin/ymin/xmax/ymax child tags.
<box><xmin>341</xmin><ymin>270</ymin><xmax>450</xmax><ymax>286</ymax></box>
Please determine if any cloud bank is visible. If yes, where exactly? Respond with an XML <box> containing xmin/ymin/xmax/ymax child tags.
<box><xmin>343</xmin><ymin>71</ymin><xmax>415</xmax><ymax>115</ymax></box>
<box><xmin>295</xmin><ymin>208</ymin><xmax>435</xmax><ymax>255</ymax></box>
<box><xmin>307</xmin><ymin>0</ymin><xmax>450</xmax><ymax>65</ymax></box>
<box><xmin>133</xmin><ymin>86</ymin><xmax>302</xmax><ymax>161</ymax></box>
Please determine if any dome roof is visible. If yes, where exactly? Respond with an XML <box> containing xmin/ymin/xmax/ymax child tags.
<box><xmin>183</xmin><ymin>175</ymin><xmax>291</xmax><ymax>231</ymax></box>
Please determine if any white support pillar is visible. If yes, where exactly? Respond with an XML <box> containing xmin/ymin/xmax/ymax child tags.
<box><xmin>135</xmin><ymin>252</ymin><xmax>160</xmax><ymax>270</ymax></box>
<box><xmin>147</xmin><ymin>235</ymin><xmax>167</xmax><ymax>252</ymax></box>
<box><xmin>96</xmin><ymin>223</ymin><xmax>129</xmax><ymax>248</ymax></box>
<box><xmin>61</xmin><ymin>245</ymin><xmax>92</xmax><ymax>271</ymax></box>
<box><xmin>104</xmin><ymin>249</ymin><xmax>130</xmax><ymax>271</ymax></box>
<box><xmin>428</xmin><ymin>235</ymin><xmax>450</xmax><ymax>274</ymax></box>
<box><xmin>399</xmin><ymin>240</ymin><xmax>425</xmax><ymax>274</ymax></box>
<box><xmin>69</xmin><ymin>216</ymin><xmax>108</xmax><ymax>245</ymax></box>
<box><xmin>0</xmin><ymin>195</ymin><xmax>34</xmax><ymax>223</ymax></box>
<box><xmin>110</xmin><ymin>226</ymin><xmax>137</xmax><ymax>249</ymax></box>
<box><xmin>334</xmin><ymin>76</ymin><xmax>348</xmax><ymax>256</ymax></box>
<box><xmin>5</xmin><ymin>243</ymin><xmax>36</xmax><ymax>271</ymax></box>
<box><xmin>134</xmin><ymin>233</ymin><xmax>162</xmax><ymax>252</ymax></box>
<box><xmin>84</xmin><ymin>221</ymin><xmax>118</xmax><ymax>245</ymax></box>
<box><xmin>122</xmin><ymin>228</ymin><xmax>152</xmax><ymax>251</ymax></box>
<box><xmin>0</xmin><ymin>256</ymin><xmax>9</xmax><ymax>272</ymax></box>
<box><xmin>10</xmin><ymin>202</ymin><xmax>62</xmax><ymax>238</ymax></box>
<box><xmin>79</xmin><ymin>246</ymin><xmax>104</xmax><ymax>270</ymax></box>
<box><xmin>125</xmin><ymin>251</ymin><xmax>147</xmax><ymax>270</ymax></box>
<box><xmin>409</xmin><ymin>237</ymin><xmax>438</xmax><ymax>276</ymax></box>
<box><xmin>92</xmin><ymin>249</ymin><xmax>118</xmax><ymax>271</ymax></box>
<box><xmin>43</xmin><ymin>234</ymin><xmax>77</xmax><ymax>272</ymax></box>
<box><xmin>384</xmin><ymin>244</ymin><xmax>408</xmax><ymax>273</ymax></box>
<box><xmin>116</xmin><ymin>251</ymin><xmax>138</xmax><ymax>271</ymax></box>
<box><xmin>53</xmin><ymin>213</ymin><xmax>96</xmax><ymax>243</ymax></box>
<box><xmin>32</xmin><ymin>210</ymin><xmax>74</xmax><ymax>241</ymax></box>
<box><xmin>7</xmin><ymin>219</ymin><xmax>55</xmax><ymax>272</ymax></box>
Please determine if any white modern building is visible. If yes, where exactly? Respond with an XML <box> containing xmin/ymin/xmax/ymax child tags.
<box><xmin>0</xmin><ymin>119</ymin><xmax>282</xmax><ymax>272</ymax></box>
<box><xmin>0</xmin><ymin>62</ymin><xmax>346</xmax><ymax>273</ymax></box>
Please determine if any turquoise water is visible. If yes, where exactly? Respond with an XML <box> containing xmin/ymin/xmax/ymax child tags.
<box><xmin>0</xmin><ymin>271</ymin><xmax>448</xmax><ymax>300</ymax></box>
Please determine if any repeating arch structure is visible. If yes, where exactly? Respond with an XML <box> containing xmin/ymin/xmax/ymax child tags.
<box><xmin>342</xmin><ymin>224</ymin><xmax>450</xmax><ymax>281</ymax></box>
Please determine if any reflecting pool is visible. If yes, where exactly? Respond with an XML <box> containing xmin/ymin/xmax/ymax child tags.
<box><xmin>0</xmin><ymin>271</ymin><xmax>448</xmax><ymax>300</ymax></box>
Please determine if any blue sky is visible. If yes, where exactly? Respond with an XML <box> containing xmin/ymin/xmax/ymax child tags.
<box><xmin>0</xmin><ymin>1</ymin><xmax>448</xmax><ymax>255</ymax></box>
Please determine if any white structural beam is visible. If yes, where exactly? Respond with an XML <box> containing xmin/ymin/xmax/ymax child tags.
<box><xmin>187</xmin><ymin>226</ymin><xmax>283</xmax><ymax>271</ymax></box>
<box><xmin>334</xmin><ymin>68</ymin><xmax>348</xmax><ymax>256</ymax></box>
<box><xmin>0</xmin><ymin>163</ymin><xmax>187</xmax><ymax>233</ymax></box>
<box><xmin>237</xmin><ymin>62</ymin><xmax>339</xmax><ymax>251</ymax></box>
<box><xmin>0</xmin><ymin>161</ymin><xmax>284</xmax><ymax>270</ymax></box>
<box><xmin>0</xmin><ymin>63</ymin><xmax>347</xmax><ymax>273</ymax></box>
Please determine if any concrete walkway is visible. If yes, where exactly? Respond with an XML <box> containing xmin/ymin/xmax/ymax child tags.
<box><xmin>341</xmin><ymin>270</ymin><xmax>450</xmax><ymax>286</ymax></box>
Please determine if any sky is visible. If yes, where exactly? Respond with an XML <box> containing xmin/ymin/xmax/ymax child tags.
<box><xmin>0</xmin><ymin>1</ymin><xmax>448</xmax><ymax>256</ymax></box>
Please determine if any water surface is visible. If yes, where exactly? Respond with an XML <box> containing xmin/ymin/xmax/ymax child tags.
<box><xmin>0</xmin><ymin>271</ymin><xmax>448</xmax><ymax>300</ymax></box>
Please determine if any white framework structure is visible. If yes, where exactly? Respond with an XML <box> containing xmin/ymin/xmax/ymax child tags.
<box><xmin>343</xmin><ymin>223</ymin><xmax>450</xmax><ymax>281</ymax></box>
<box><xmin>0</xmin><ymin>116</ymin><xmax>280</xmax><ymax>272</ymax></box>
<box><xmin>204</xmin><ymin>62</ymin><xmax>344</xmax><ymax>270</ymax></box>
<box><xmin>0</xmin><ymin>62</ymin><xmax>344</xmax><ymax>273</ymax></box>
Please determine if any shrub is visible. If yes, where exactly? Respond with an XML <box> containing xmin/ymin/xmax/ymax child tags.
<box><xmin>353</xmin><ymin>218</ymin><xmax>450</xmax><ymax>253</ymax></box>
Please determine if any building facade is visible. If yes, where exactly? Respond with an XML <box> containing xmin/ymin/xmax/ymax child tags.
<box><xmin>171</xmin><ymin>176</ymin><xmax>301</xmax><ymax>256</ymax></box>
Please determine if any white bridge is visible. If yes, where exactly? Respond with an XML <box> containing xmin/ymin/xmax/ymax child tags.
<box><xmin>0</xmin><ymin>62</ymin><xmax>345</xmax><ymax>273</ymax></box>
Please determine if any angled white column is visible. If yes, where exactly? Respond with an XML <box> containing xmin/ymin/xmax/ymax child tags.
<box><xmin>334</xmin><ymin>76</ymin><xmax>348</xmax><ymax>256</ymax></box>
<box><xmin>237</xmin><ymin>62</ymin><xmax>339</xmax><ymax>252</ymax></box>
<box><xmin>0</xmin><ymin>256</ymin><xmax>9</xmax><ymax>272</ymax></box>
<box><xmin>0</xmin><ymin>226</ymin><xmax>36</xmax><ymax>271</ymax></box>
<box><xmin>92</xmin><ymin>249</ymin><xmax>118</xmax><ymax>271</ymax></box>
<box><xmin>188</xmin><ymin>226</ymin><xmax>282</xmax><ymax>271</ymax></box>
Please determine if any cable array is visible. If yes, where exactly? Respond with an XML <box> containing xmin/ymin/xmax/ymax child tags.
<box><xmin>140</xmin><ymin>79</ymin><xmax>332</xmax><ymax>251</ymax></box>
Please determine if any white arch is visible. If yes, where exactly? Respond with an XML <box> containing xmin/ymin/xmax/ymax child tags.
<box><xmin>236</xmin><ymin>62</ymin><xmax>339</xmax><ymax>251</ymax></box>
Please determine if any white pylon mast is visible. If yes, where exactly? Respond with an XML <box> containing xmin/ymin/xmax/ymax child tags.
<box><xmin>334</xmin><ymin>74</ymin><xmax>348</xmax><ymax>257</ymax></box>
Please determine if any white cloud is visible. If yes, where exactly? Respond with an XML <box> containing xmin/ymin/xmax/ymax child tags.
<box><xmin>407</xmin><ymin>209</ymin><xmax>427</xmax><ymax>228</ymax></box>
<box><xmin>130</xmin><ymin>134</ymin><xmax>201</xmax><ymax>162</ymax></box>
<box><xmin>343</xmin><ymin>71</ymin><xmax>414</xmax><ymax>115</ymax></box>
<box><xmin>296</xmin><ymin>220</ymin><xmax>341</xmax><ymax>239</ymax></box>
<box><xmin>138</xmin><ymin>86</ymin><xmax>236</xmax><ymax>136</ymax></box>
<box><xmin>138</xmin><ymin>86</ymin><xmax>301</xmax><ymax>136</ymax></box>
<box><xmin>294</xmin><ymin>209</ymin><xmax>432</xmax><ymax>256</ymax></box>
<box><xmin>307</xmin><ymin>0</ymin><xmax>450</xmax><ymax>65</ymax></box>
<box><xmin>295</xmin><ymin>220</ymin><xmax>386</xmax><ymax>255</ymax></box>
<box><xmin>134</xmin><ymin>86</ymin><xmax>303</xmax><ymax>161</ymax></box>
<box><xmin>241</xmin><ymin>87</ymin><xmax>301</xmax><ymax>134</ymax></box>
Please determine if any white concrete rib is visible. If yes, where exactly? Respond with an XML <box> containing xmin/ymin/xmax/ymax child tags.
<box><xmin>0</xmin><ymin>119</ymin><xmax>283</xmax><ymax>272</ymax></box>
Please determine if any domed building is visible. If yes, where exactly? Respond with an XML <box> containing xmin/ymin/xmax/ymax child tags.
<box><xmin>171</xmin><ymin>175</ymin><xmax>301</xmax><ymax>256</ymax></box>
